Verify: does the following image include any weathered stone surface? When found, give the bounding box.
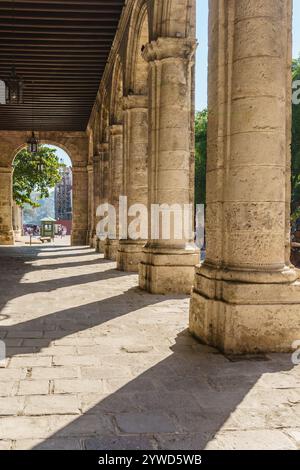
[23,395,80,416]
[0,396,25,416]
[0,245,299,449]
[0,0,299,448]
[0,440,12,450]
[84,436,155,450]
[17,380,50,396]
[116,413,177,434]
[205,430,297,451]
[14,438,83,450]
[189,0,300,353]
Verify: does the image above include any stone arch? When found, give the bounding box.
[8,140,74,244]
[148,0,196,41]
[0,131,89,247]
[109,55,124,125]
[3,131,89,169]
[11,139,74,167]
[125,0,149,96]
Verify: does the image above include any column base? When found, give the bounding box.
[139,246,199,294]
[0,231,14,246]
[0,230,14,246]
[104,240,119,261]
[96,239,105,254]
[71,229,88,246]
[189,264,300,354]
[89,233,97,249]
[117,241,146,272]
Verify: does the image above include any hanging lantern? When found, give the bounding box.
[37,156,44,173]
[5,66,24,104]
[27,131,39,154]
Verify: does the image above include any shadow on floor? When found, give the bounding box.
[32,332,294,450]
[0,244,296,450]
[0,246,162,359]
[2,287,165,358]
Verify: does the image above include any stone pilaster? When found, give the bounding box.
[0,166,14,245]
[87,163,94,246]
[92,152,101,250]
[139,37,199,294]
[189,0,300,353]
[97,142,109,253]
[117,95,148,272]
[104,124,123,261]
[71,164,88,246]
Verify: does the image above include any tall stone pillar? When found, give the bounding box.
[92,152,101,251]
[71,164,88,246]
[0,166,14,245]
[12,201,23,241]
[104,124,123,261]
[139,37,199,294]
[189,0,300,353]
[87,163,94,246]
[117,95,148,272]
[97,142,109,253]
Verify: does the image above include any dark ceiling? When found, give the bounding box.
[0,0,125,131]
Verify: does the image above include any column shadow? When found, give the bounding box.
[30,331,294,450]
[1,287,165,358]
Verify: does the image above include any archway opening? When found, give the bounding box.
[12,143,73,247]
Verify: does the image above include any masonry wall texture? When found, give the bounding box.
[189,0,300,353]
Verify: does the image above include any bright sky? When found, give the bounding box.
[46,144,72,166]
[195,0,300,111]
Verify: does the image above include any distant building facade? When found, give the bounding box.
[55,167,72,221]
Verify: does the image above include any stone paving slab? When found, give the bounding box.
[0,245,300,450]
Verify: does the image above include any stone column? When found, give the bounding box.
[104,125,123,261]
[189,0,300,353]
[139,37,199,294]
[12,201,23,241]
[0,166,14,245]
[92,152,101,251]
[87,163,94,246]
[97,142,109,253]
[117,95,148,272]
[71,164,88,246]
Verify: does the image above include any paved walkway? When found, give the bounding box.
[0,244,300,450]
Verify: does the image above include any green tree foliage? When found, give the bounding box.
[292,57,300,216]
[13,146,63,208]
[195,109,207,206]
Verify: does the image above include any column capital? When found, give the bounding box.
[109,124,123,136]
[87,164,94,173]
[142,37,197,63]
[123,94,148,111]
